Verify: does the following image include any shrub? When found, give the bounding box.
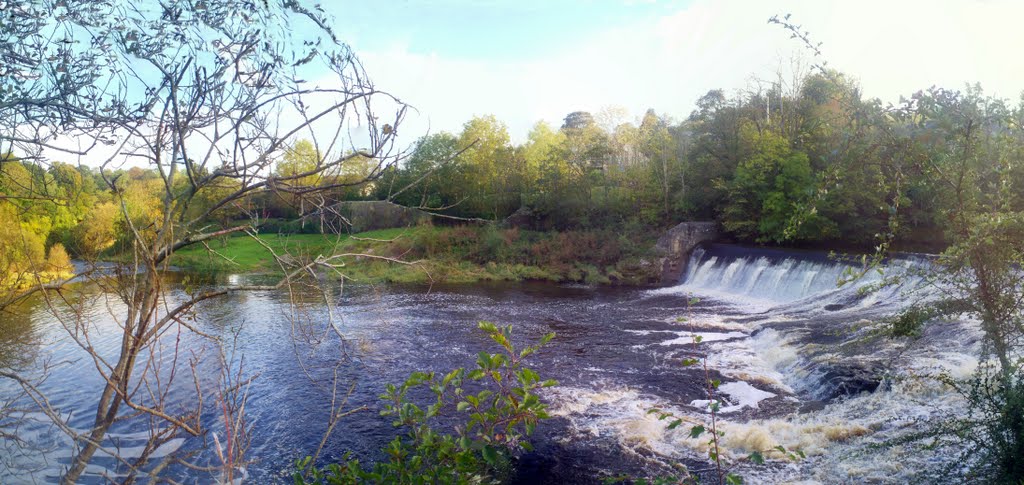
[888,305,932,338]
[921,362,1024,483]
[71,201,119,257]
[294,322,557,484]
[46,243,73,274]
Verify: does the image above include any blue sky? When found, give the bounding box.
[327,1,688,60]
[315,0,1024,144]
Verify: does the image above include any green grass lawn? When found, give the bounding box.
[171,227,430,274]
[169,224,657,286]
[170,225,545,285]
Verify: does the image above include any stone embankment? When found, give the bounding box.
[654,222,719,284]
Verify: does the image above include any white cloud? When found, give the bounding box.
[358,0,1024,143]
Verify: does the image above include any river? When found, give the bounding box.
[0,244,981,483]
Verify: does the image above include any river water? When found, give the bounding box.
[0,244,981,483]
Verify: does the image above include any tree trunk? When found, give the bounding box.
[662,158,670,220]
[62,273,159,484]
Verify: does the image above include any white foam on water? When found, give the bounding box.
[626,329,749,348]
[690,381,777,414]
[545,383,881,471]
[545,323,984,483]
[648,246,937,319]
[547,385,687,458]
[645,284,778,313]
[588,247,980,483]
[658,331,748,346]
[96,437,186,460]
[669,314,749,331]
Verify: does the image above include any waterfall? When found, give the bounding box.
[652,244,929,311]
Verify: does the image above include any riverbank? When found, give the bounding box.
[170,225,661,285]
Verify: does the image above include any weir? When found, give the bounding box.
[656,244,930,312]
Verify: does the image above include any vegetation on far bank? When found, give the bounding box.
[170,224,660,285]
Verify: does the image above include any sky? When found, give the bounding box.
[323,0,1024,143]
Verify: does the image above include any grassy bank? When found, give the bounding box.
[170,225,659,285]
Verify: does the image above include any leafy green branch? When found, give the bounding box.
[294,322,556,484]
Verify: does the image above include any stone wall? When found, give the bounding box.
[654,222,719,284]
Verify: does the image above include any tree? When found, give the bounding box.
[561,111,595,130]
[685,90,747,220]
[73,201,119,257]
[0,1,406,482]
[519,121,576,227]
[277,139,323,227]
[458,115,515,219]
[639,109,679,222]
[719,124,833,243]
[521,121,566,183]
[381,132,465,212]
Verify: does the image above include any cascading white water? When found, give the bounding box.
[651,244,929,312]
[684,248,852,302]
[632,244,981,483]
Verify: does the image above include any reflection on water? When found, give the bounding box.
[0,246,979,484]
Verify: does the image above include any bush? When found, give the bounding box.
[294,322,557,484]
[934,362,1024,483]
[46,243,73,274]
[888,305,932,338]
[71,201,119,257]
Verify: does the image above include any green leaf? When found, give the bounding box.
[667,419,683,430]
[489,331,511,350]
[442,369,462,386]
[481,445,499,466]
[456,401,471,412]
[749,450,764,465]
[726,474,744,485]
[478,321,497,333]
[477,352,492,369]
[689,425,705,438]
